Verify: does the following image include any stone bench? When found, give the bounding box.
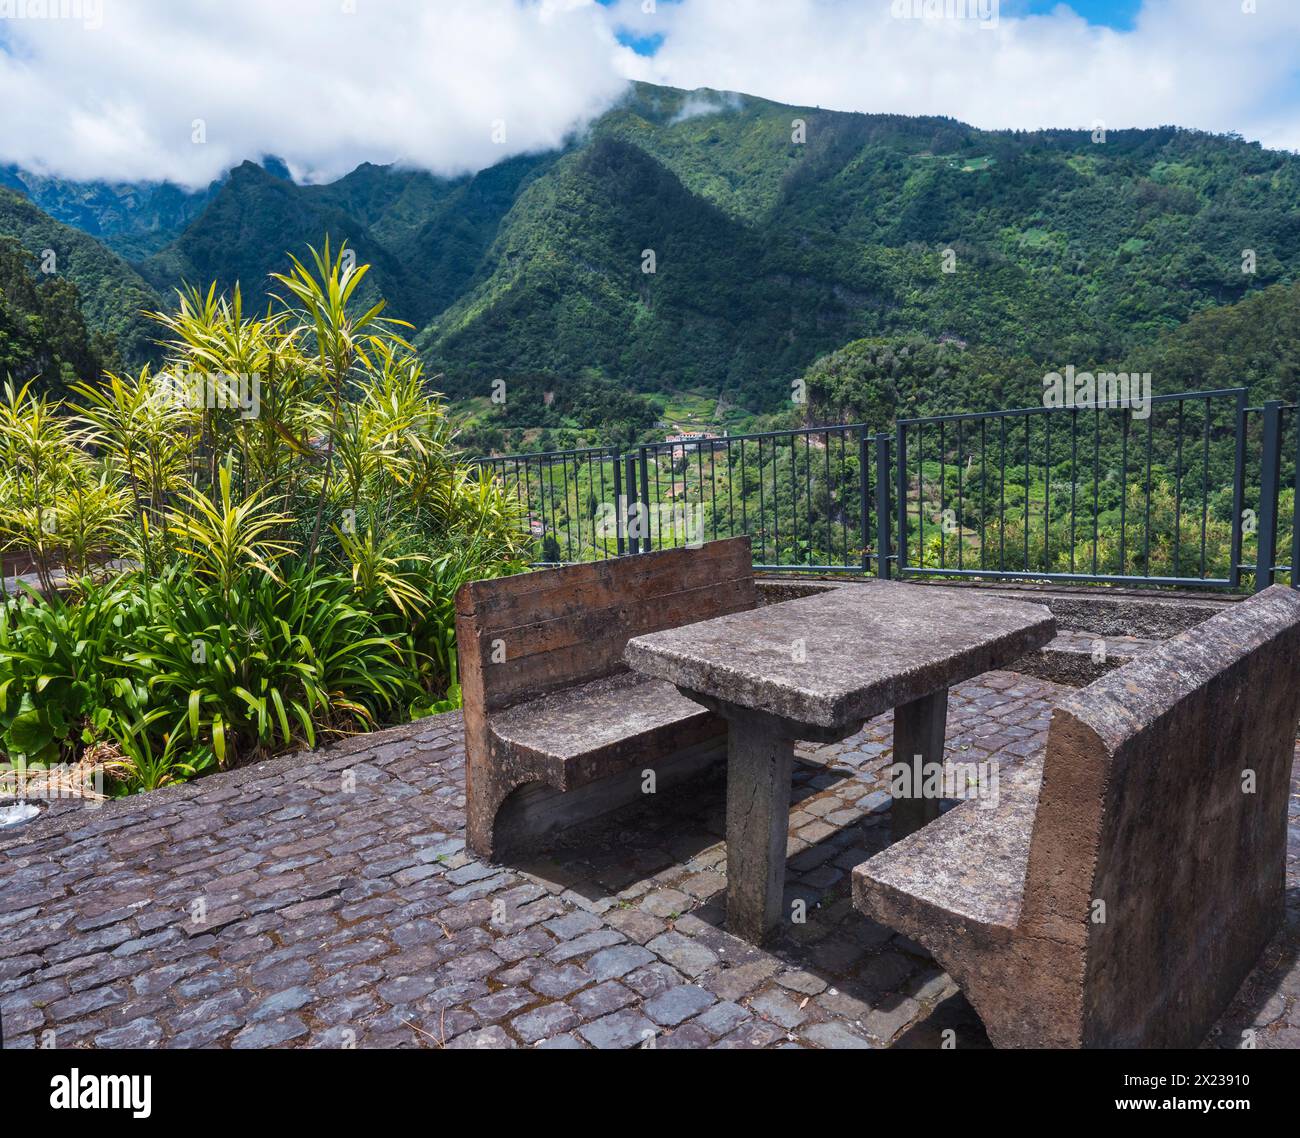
[852,583,1300,1048]
[456,537,757,859]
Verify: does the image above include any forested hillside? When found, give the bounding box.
[0,237,120,388]
[2,82,1298,426]
[0,188,161,366]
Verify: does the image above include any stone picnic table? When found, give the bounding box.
[625,581,1056,942]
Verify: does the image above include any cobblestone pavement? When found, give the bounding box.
[1,670,1297,1049]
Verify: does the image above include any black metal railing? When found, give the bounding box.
[475,385,1299,592]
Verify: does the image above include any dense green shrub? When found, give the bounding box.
[0,240,529,795]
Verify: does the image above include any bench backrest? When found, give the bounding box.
[1022,584,1300,1046]
[456,537,756,714]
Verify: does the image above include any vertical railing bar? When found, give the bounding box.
[980,417,987,571]
[1070,408,1077,574]
[800,435,808,565]
[627,453,638,555]
[1143,410,1153,577]
[876,432,891,579]
[1201,399,1210,578]
[918,423,925,568]
[1044,412,1051,573]
[839,430,849,568]
[1023,415,1030,571]
[711,439,720,544]
[999,416,1007,570]
[540,455,552,561]
[895,420,908,576]
[1092,407,1100,576]
[740,438,748,543]
[939,420,946,569]
[567,451,578,562]
[639,446,650,554]
[1118,413,1129,576]
[824,430,832,567]
[789,434,796,565]
[695,441,705,550]
[613,450,624,557]
[956,418,964,571]
[858,430,870,572]
[1292,407,1300,588]
[1174,401,1184,578]
[727,439,735,548]
[1255,399,1282,592]
[1229,389,1247,589]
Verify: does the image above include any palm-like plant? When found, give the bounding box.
[0,381,122,591]
[69,367,196,526]
[270,239,413,563]
[167,456,297,598]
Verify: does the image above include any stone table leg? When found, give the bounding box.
[724,711,795,943]
[891,687,949,842]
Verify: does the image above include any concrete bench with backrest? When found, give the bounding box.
[852,583,1300,1048]
[456,537,757,860]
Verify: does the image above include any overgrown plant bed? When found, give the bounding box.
[0,241,529,796]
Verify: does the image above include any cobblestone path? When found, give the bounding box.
[2,671,1297,1049]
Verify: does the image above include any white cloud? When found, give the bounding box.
[612,0,1300,152]
[0,0,631,186]
[0,0,1297,189]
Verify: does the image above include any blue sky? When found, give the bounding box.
[1007,0,1142,28]
[606,1,1147,54]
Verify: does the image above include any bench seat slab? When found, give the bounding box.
[854,753,1043,933]
[489,670,725,791]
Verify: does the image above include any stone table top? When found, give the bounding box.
[625,581,1056,730]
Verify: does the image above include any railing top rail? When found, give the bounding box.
[897,386,1248,427]
[641,422,875,446]
[473,443,623,463]
[473,422,879,464]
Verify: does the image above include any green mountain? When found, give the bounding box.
[0,236,121,389]
[5,81,1300,418]
[421,83,1300,408]
[0,187,162,365]
[137,160,427,322]
[0,165,217,260]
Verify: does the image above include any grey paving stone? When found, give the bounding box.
[695,999,750,1036]
[776,969,828,996]
[448,1025,516,1049]
[529,964,593,999]
[512,1002,580,1044]
[584,944,655,982]
[658,1022,714,1049]
[570,980,637,1020]
[92,1016,163,1048]
[643,984,716,1026]
[802,1021,874,1049]
[749,989,809,1029]
[469,986,534,1023]
[863,996,921,1043]
[623,961,684,998]
[578,1009,659,1049]
[250,985,313,1021]
[535,1032,586,1049]
[543,911,603,941]
[646,931,719,977]
[232,1015,311,1048]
